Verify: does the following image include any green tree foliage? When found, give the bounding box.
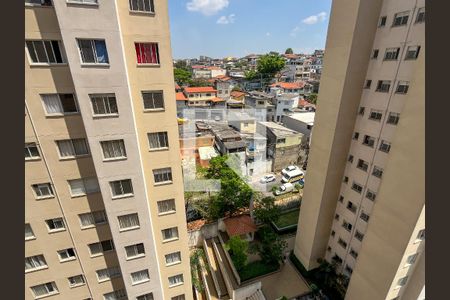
[226,236,248,271]
[256,225,287,265]
[285,48,294,54]
[256,54,286,78]
[174,68,192,85]
[190,249,208,292]
[307,93,318,104]
[253,196,280,225]
[174,60,189,70]
[245,69,259,80]
[190,78,212,87]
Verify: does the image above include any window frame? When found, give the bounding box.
[371,49,379,59]
[366,189,376,201]
[68,177,100,197]
[387,112,400,125]
[157,199,176,215]
[89,93,119,117]
[376,80,391,93]
[67,0,99,6]
[384,47,401,61]
[153,167,173,185]
[56,138,90,159]
[110,179,134,199]
[88,240,115,257]
[142,90,165,111]
[395,81,410,94]
[378,16,387,27]
[100,139,127,161]
[117,213,140,232]
[25,223,36,240]
[165,251,182,266]
[368,109,383,121]
[125,243,146,260]
[148,131,169,150]
[41,93,79,116]
[392,11,410,27]
[362,135,376,148]
[130,269,150,285]
[135,42,160,65]
[45,217,66,233]
[25,0,53,7]
[351,182,363,194]
[415,7,425,23]
[96,266,122,282]
[30,282,59,299]
[79,210,108,229]
[379,140,391,153]
[57,248,77,262]
[162,226,179,243]
[372,165,384,178]
[25,254,48,272]
[32,183,54,199]
[68,274,86,288]
[25,40,66,65]
[25,143,41,160]
[129,0,155,14]
[168,274,184,287]
[76,38,110,65]
[137,294,155,300]
[405,46,421,60]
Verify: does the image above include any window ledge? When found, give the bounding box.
[25,157,41,162]
[90,253,104,258]
[136,63,161,68]
[66,1,99,7]
[45,112,80,118]
[119,226,140,233]
[70,193,87,198]
[25,236,36,241]
[48,228,66,234]
[29,63,68,68]
[168,282,184,288]
[69,283,86,288]
[126,254,146,261]
[149,147,169,152]
[59,154,90,161]
[36,195,55,200]
[143,108,165,113]
[162,237,179,244]
[154,181,173,187]
[112,194,134,200]
[93,114,119,119]
[80,63,110,68]
[158,211,176,217]
[103,157,127,162]
[59,257,77,263]
[166,261,182,267]
[34,292,60,300]
[25,266,48,273]
[129,10,155,16]
[25,4,53,8]
[132,279,150,285]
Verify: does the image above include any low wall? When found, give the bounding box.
[218,232,242,285]
[188,221,219,248]
[233,281,263,300]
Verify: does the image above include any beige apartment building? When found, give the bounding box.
[293,0,425,300]
[25,1,192,300]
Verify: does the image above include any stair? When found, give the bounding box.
[203,238,229,298]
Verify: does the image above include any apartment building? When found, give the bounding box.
[25,1,192,300]
[293,0,425,300]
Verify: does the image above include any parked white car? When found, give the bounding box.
[260,174,276,183]
[281,165,299,176]
[274,182,294,196]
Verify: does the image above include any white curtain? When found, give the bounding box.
[131,270,149,283]
[69,179,85,196]
[42,94,62,115]
[118,213,139,229]
[57,140,75,157]
[79,213,95,227]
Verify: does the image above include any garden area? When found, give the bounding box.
[272,208,300,229]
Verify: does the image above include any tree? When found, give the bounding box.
[256,54,286,78]
[174,60,189,70]
[245,69,259,80]
[226,236,248,271]
[174,68,192,85]
[253,196,280,225]
[308,93,318,105]
[294,183,302,193]
[285,48,294,54]
[190,78,211,87]
[190,249,208,292]
[256,225,287,265]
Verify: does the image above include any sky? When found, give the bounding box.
[168,0,332,59]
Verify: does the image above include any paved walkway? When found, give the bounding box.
[260,260,310,300]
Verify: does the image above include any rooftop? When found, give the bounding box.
[176,92,187,101]
[258,121,302,137]
[270,81,306,89]
[247,91,274,99]
[198,146,219,161]
[230,91,246,98]
[184,86,217,93]
[283,112,315,126]
[223,214,257,237]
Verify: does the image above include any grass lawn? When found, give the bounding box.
[273,209,300,229]
[239,260,280,282]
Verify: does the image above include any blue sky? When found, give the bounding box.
[168,0,332,59]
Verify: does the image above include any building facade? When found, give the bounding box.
[293,0,425,299]
[25,1,192,300]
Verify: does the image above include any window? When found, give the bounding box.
[79,210,107,228]
[372,166,383,178]
[416,229,425,241]
[26,40,65,64]
[387,112,400,125]
[30,282,58,298]
[415,7,425,23]
[360,212,370,222]
[384,47,400,60]
[364,79,372,89]
[68,275,85,288]
[343,176,349,184]
[334,214,340,221]
[88,240,115,256]
[110,179,134,198]
[69,178,100,196]
[337,238,347,249]
[396,81,409,94]
[379,140,391,153]
[131,269,150,285]
[25,143,40,160]
[277,138,286,144]
[118,213,140,231]
[172,295,185,300]
[342,220,352,232]
[362,135,375,147]
[357,159,369,172]
[104,289,127,300]
[366,189,376,201]
[331,230,335,237]
[25,255,47,272]
[327,246,331,252]
[165,251,182,265]
[90,94,118,116]
[345,265,353,274]
[101,140,127,160]
[376,80,391,92]
[406,253,418,265]
[379,16,387,27]
[392,11,409,27]
[137,294,154,300]
[369,109,383,121]
[25,0,53,6]
[57,248,76,261]
[45,218,65,232]
[371,49,379,59]
[125,243,145,259]
[358,107,365,115]
[168,274,184,287]
[355,231,364,241]
[25,224,35,240]
[348,155,354,163]
[338,196,344,203]
[135,42,160,64]
[143,91,164,110]
[397,276,408,287]
[346,201,357,213]
[41,94,78,116]
[129,0,155,12]
[349,249,358,259]
[353,132,359,140]
[405,46,421,60]
[162,227,179,242]
[148,132,169,149]
[153,168,173,184]
[96,267,122,282]
[77,39,109,64]
[351,182,363,194]
[56,138,89,158]
[157,199,176,214]
[68,0,98,4]
[32,183,54,199]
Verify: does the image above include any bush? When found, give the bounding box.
[226,236,248,271]
[239,260,279,282]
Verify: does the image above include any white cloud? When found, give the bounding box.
[302,11,327,25]
[217,14,236,24]
[187,0,229,16]
[290,26,300,37]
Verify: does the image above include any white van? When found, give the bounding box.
[274,183,294,196]
[281,169,304,183]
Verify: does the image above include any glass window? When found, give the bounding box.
[135,42,160,64]
[90,94,118,115]
[32,183,54,198]
[392,11,409,27]
[130,269,150,284]
[157,199,176,214]
[26,40,65,64]
[56,138,89,158]
[101,140,127,160]
[129,0,155,13]
[125,243,145,259]
[30,282,58,298]
[41,94,78,115]
[110,179,133,197]
[148,132,169,149]
[142,91,164,110]
[25,143,40,160]
[77,39,109,64]
[153,168,172,183]
[117,213,140,231]
[25,255,47,271]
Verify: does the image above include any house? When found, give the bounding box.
[192,66,212,79]
[227,90,246,108]
[220,214,257,242]
[175,91,188,116]
[245,91,276,121]
[202,121,246,155]
[227,111,256,134]
[269,81,305,94]
[273,93,300,122]
[183,87,226,109]
[256,122,303,172]
[297,98,316,112]
[281,111,315,144]
[207,66,227,78]
[198,146,219,167]
[178,125,215,163]
[213,76,236,101]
